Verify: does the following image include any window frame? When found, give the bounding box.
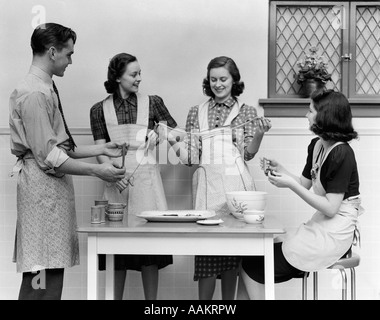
[261,0,380,117]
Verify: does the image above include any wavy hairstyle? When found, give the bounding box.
[310,89,358,142]
[202,56,245,98]
[31,23,77,55]
[104,53,137,94]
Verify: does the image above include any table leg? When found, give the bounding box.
[105,255,115,300]
[264,235,275,300]
[87,234,98,300]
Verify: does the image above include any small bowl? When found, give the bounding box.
[243,210,265,224]
[107,203,127,209]
[106,212,124,222]
[106,203,127,222]
[226,191,267,220]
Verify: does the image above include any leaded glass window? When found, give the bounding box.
[269,1,380,99]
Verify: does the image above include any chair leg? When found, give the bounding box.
[350,268,356,300]
[302,272,308,300]
[339,269,348,300]
[313,272,318,300]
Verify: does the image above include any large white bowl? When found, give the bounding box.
[226,191,267,220]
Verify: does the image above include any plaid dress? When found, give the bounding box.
[91,92,176,271]
[188,98,256,280]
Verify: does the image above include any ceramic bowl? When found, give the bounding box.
[107,203,126,209]
[226,191,267,220]
[106,203,127,222]
[243,210,265,224]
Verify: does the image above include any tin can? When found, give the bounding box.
[95,200,108,206]
[98,205,107,223]
[95,200,108,223]
[91,206,102,224]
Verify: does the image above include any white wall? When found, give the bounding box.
[0,0,268,128]
[1,0,380,300]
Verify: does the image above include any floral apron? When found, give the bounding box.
[282,139,363,272]
[193,99,254,280]
[13,155,79,273]
[102,94,167,214]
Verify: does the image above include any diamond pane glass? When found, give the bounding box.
[356,6,380,95]
[276,6,341,95]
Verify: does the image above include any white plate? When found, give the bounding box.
[196,219,224,226]
[137,210,216,222]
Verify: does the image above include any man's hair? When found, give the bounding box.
[31,22,77,55]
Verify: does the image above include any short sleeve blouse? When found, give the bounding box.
[302,137,360,199]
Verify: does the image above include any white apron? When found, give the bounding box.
[102,94,167,215]
[282,139,363,272]
[192,99,254,214]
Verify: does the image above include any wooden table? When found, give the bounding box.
[77,213,285,300]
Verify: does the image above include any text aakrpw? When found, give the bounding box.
[144,304,237,317]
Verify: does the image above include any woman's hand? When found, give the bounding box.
[255,117,272,134]
[267,171,297,189]
[260,157,288,175]
[262,157,310,189]
[155,122,169,143]
[155,123,186,145]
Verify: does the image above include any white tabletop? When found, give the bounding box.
[77,212,285,235]
[78,212,285,300]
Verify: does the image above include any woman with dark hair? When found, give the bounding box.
[159,56,271,300]
[90,53,177,300]
[238,90,363,299]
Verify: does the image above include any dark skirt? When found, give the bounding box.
[241,243,352,284]
[98,254,173,271]
[241,242,303,284]
[194,255,241,281]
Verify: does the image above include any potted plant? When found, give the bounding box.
[295,46,332,97]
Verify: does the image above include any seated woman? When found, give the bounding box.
[237,90,363,299]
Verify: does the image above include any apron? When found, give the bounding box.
[192,98,255,215]
[193,99,254,280]
[282,139,363,272]
[102,93,167,215]
[13,155,79,273]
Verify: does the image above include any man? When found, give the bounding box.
[9,22,125,300]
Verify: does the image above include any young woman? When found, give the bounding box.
[238,90,363,299]
[90,53,178,300]
[160,56,271,300]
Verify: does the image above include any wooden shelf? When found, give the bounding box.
[259,98,380,117]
